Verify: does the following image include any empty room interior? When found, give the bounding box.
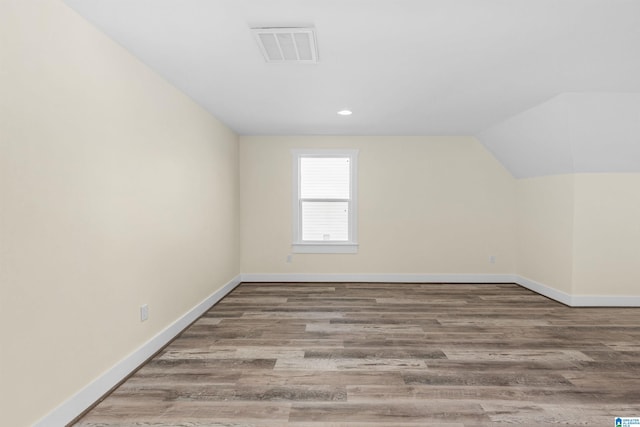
[2,0,640,425]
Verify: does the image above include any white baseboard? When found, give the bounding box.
[242,273,640,307]
[569,294,640,307]
[34,275,241,427]
[513,275,573,306]
[240,273,516,284]
[514,275,640,307]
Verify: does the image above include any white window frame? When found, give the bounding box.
[292,149,358,254]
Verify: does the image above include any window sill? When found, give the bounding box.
[292,243,359,254]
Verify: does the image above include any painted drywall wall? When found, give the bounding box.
[0,1,240,425]
[240,136,516,275]
[479,92,640,301]
[515,173,640,300]
[515,175,575,295]
[572,174,640,296]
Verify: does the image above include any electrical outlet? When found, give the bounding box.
[140,304,149,322]
[286,254,292,263]
[489,255,496,264]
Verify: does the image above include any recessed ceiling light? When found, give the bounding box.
[337,110,352,116]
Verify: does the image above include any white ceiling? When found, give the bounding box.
[63,0,640,136]
[478,93,640,178]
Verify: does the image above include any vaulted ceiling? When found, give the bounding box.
[63,0,640,176]
[478,93,640,178]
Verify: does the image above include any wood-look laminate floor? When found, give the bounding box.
[75,283,640,426]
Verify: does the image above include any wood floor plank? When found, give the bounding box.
[74,282,640,426]
[345,384,635,404]
[274,358,427,371]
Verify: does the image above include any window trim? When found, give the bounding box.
[291,149,359,254]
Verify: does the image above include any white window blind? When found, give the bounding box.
[292,150,358,253]
[301,201,349,241]
[300,157,350,199]
[300,157,350,241]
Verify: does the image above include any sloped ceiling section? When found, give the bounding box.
[568,93,640,173]
[476,94,572,178]
[477,93,640,179]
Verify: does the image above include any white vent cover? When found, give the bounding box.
[251,27,318,63]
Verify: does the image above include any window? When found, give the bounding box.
[292,149,358,253]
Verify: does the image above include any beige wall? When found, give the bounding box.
[515,175,575,294]
[0,1,239,425]
[573,174,640,295]
[240,136,516,275]
[515,173,640,298]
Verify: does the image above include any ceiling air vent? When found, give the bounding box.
[251,27,318,63]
